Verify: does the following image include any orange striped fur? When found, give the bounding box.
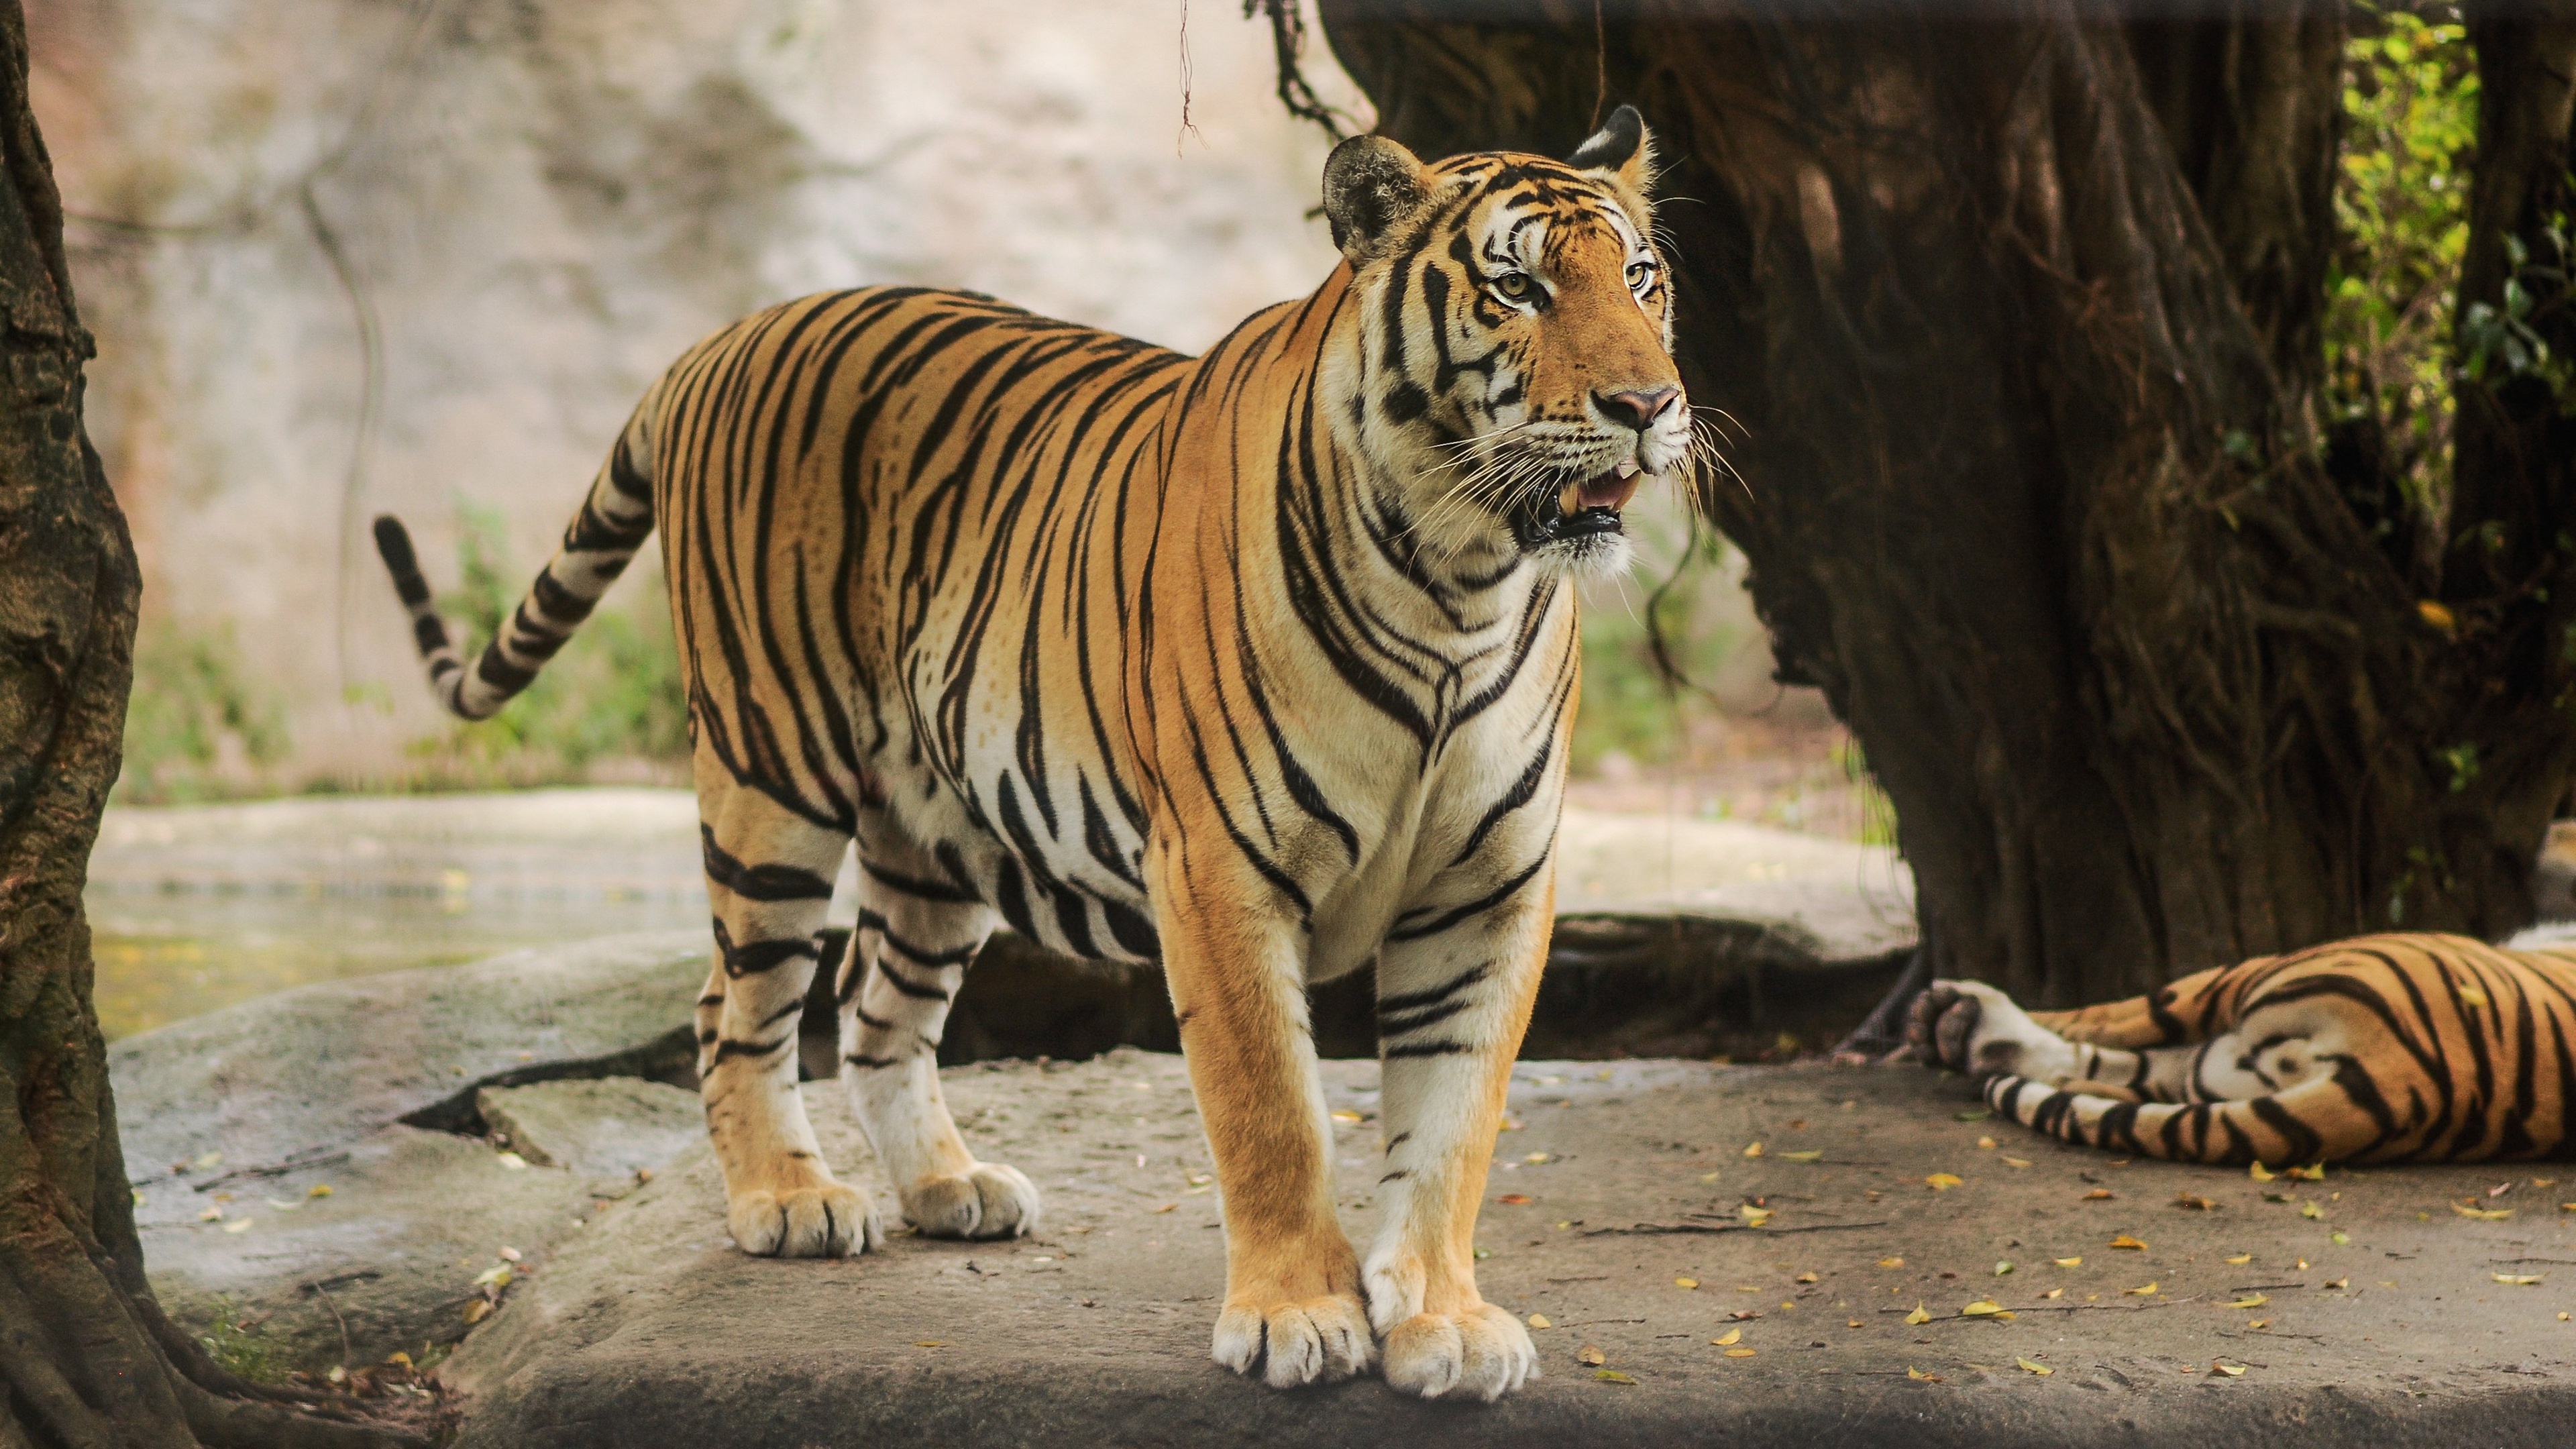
[373,111,1694,1401]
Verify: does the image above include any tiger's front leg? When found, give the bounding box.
[1152,849,1373,1391]
[1360,863,1550,1401]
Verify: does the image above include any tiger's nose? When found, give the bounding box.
[1595,387,1679,433]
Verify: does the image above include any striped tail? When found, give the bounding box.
[1983,1073,2379,1167]
[374,400,660,721]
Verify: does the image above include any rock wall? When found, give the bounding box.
[29,0,1360,781]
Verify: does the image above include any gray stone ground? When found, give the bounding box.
[115,937,2576,1448]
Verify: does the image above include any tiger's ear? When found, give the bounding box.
[1566,104,1654,195]
[1322,133,1431,264]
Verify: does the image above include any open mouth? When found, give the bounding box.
[1514,458,1644,549]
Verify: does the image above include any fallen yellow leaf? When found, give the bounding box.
[1907,1365,1939,1381]
[1676,1277,1700,1289]
[1782,1150,1824,1163]
[2249,1162,2275,1182]
[1578,1344,1606,1366]
[1150,1203,1177,1214]
[2174,1193,2218,1211]
[2292,1163,2326,1181]
[1926,1173,1964,1191]
[2300,1203,2324,1220]
[1523,1153,1550,1165]
[1961,1300,2004,1316]
[1740,1204,1775,1226]
[1977,1136,1998,1150]
[2227,1294,2269,1309]
[2225,1253,2253,1264]
[1330,1110,1363,1123]
[1905,1303,1931,1325]
[2053,1256,2082,1267]
[1713,1328,1742,1346]
[1878,1256,1906,1269]
[1527,1313,1552,1328]
[912,1340,945,1348]
[308,1183,333,1198]
[2002,1156,2033,1169]
[2039,1287,2064,1299]
[2123,1282,2159,1297]
[1994,1261,2015,1276]
[462,1299,492,1324]
[2212,1362,2246,1377]
[2249,1319,2270,1329]
[2084,1189,2115,1201]
[2494,1273,2545,1286]
[2017,1357,2053,1376]
[2454,1202,2514,1220]
[1723,1348,1756,1359]
[2109,1235,2147,1250]
[1743,1142,1766,1158]
[1596,1369,1638,1383]
[222,1218,254,1234]
[1498,1193,1533,1205]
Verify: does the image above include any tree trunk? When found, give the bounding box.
[0,3,423,1442]
[1316,0,2576,1005]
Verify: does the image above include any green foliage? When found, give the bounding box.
[407,501,688,783]
[2323,3,2479,510]
[1570,508,1739,773]
[196,1302,286,1385]
[119,621,290,803]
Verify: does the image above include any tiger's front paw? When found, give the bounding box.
[1212,1290,1373,1390]
[727,1182,883,1258]
[1381,1304,1536,1401]
[902,1162,1041,1239]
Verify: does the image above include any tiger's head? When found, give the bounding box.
[1320,105,1687,580]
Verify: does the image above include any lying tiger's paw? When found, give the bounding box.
[902,1162,1042,1239]
[727,1182,883,1258]
[1910,979,2070,1081]
[1212,1288,1375,1390]
[1381,1304,1537,1402]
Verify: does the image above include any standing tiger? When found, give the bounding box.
[1906,928,2576,1165]
[372,110,1687,1401]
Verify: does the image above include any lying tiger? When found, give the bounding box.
[374,109,1688,1401]
[1907,928,2576,1165]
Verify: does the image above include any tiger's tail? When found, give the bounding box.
[373,392,661,721]
[1982,1073,2383,1167]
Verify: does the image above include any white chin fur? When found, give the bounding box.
[1533,529,1635,581]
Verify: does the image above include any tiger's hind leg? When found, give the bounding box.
[696,777,883,1258]
[836,840,1039,1239]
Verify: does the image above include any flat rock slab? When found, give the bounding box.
[115,929,708,1185]
[443,1049,2576,1448]
[93,790,1914,965]
[119,932,712,1366]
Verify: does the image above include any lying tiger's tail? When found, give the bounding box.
[373,394,661,721]
[1981,1074,2381,1167]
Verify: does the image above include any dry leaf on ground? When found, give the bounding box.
[1577,1344,1606,1366]
[2108,1235,2147,1250]
[1926,1173,1964,1191]
[2016,1358,2052,1375]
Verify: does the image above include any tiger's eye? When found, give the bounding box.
[1491,272,1534,302]
[1626,261,1656,291]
